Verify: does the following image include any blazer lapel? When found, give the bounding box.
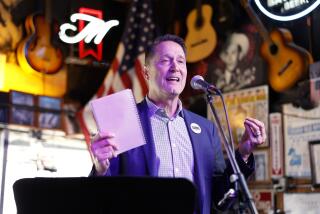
[183,109,205,214]
[137,100,158,176]
[183,109,206,176]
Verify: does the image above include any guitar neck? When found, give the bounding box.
[241,0,273,45]
[45,0,52,24]
[196,0,203,23]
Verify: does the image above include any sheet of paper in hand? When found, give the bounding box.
[90,89,146,155]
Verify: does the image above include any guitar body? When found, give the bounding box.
[185,4,217,63]
[260,28,313,92]
[17,14,63,75]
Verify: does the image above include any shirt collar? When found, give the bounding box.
[145,96,184,119]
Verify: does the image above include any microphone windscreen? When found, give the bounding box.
[190,75,204,90]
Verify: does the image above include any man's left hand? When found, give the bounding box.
[238,117,266,162]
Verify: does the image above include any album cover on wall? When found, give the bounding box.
[10,91,35,127]
[38,96,62,129]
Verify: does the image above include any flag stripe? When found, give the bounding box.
[121,70,132,89]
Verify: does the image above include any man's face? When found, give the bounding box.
[145,41,187,100]
[220,43,240,70]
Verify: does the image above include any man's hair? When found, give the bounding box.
[145,34,186,65]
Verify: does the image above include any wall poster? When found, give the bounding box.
[284,193,320,214]
[207,85,269,147]
[283,103,320,178]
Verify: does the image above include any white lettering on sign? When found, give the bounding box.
[59,13,119,44]
[284,0,309,11]
[267,0,283,8]
[255,0,320,21]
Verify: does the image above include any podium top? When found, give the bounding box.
[13,176,196,214]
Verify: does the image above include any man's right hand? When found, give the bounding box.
[90,132,118,176]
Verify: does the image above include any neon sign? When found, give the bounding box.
[254,0,320,21]
[59,8,119,61]
[59,13,119,44]
[78,8,103,61]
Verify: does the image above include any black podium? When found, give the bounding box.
[13,176,196,214]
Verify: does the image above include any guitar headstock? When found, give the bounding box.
[240,0,250,8]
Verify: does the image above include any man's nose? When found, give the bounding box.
[170,61,179,71]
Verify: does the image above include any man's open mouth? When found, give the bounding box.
[166,77,180,82]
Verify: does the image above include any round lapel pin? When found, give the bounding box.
[190,123,201,134]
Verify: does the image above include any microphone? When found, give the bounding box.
[190,75,221,94]
[217,188,236,207]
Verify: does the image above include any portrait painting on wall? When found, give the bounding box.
[205,24,267,93]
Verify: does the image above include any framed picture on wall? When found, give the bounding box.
[0,108,7,124]
[204,24,267,93]
[309,141,320,186]
[0,92,9,124]
[284,193,320,214]
[207,85,269,148]
[10,91,35,126]
[250,189,273,214]
[283,103,320,178]
[253,150,270,182]
[38,96,62,129]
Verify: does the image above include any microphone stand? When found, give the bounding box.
[205,88,258,214]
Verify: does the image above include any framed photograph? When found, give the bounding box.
[0,108,8,123]
[309,141,320,186]
[310,61,320,105]
[11,91,34,106]
[250,189,273,214]
[11,108,35,126]
[204,25,267,93]
[0,92,9,123]
[38,96,61,110]
[38,96,62,129]
[38,112,61,129]
[253,150,270,182]
[10,91,35,126]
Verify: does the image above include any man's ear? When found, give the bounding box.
[144,65,150,80]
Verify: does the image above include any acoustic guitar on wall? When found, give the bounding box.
[240,0,313,92]
[185,0,217,63]
[17,0,63,75]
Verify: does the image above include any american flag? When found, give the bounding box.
[77,0,157,144]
